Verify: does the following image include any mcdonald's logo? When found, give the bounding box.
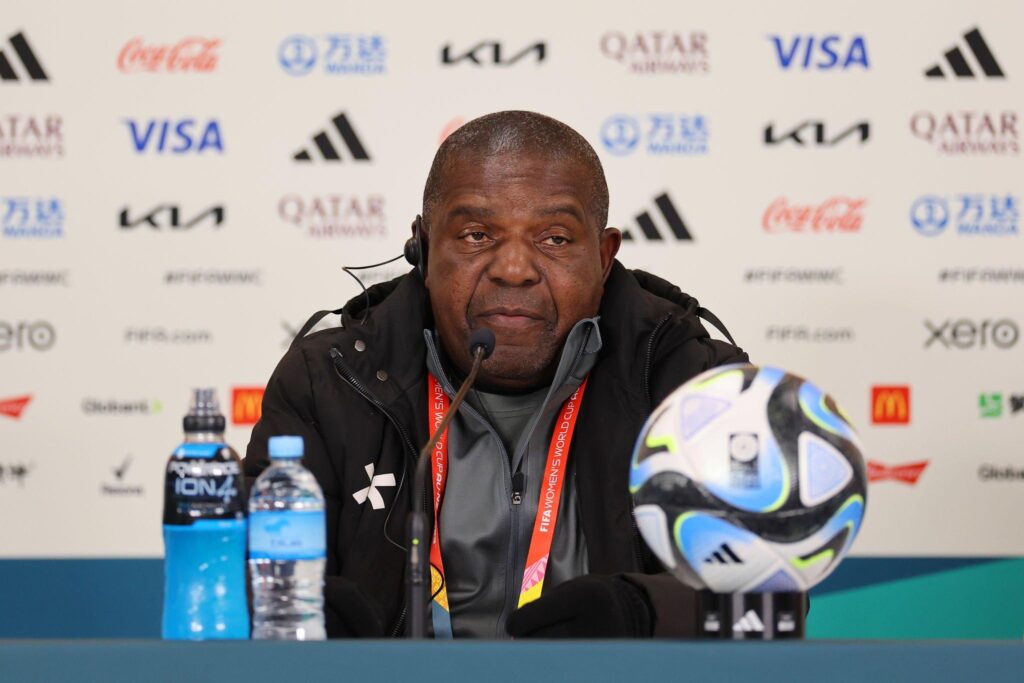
[871,386,910,424]
[231,387,264,425]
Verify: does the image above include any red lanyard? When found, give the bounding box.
[426,372,588,636]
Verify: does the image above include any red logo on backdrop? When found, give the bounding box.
[763,197,865,233]
[871,385,911,424]
[117,37,221,73]
[867,460,929,484]
[0,395,32,419]
[231,387,264,425]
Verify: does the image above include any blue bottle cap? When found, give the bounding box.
[268,435,304,459]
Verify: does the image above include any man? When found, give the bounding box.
[244,111,747,639]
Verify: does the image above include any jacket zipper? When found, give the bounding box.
[423,338,520,637]
[329,347,416,638]
[641,314,673,408]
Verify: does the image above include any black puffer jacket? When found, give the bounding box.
[244,260,748,637]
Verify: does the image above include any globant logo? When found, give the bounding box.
[978,465,1024,482]
[117,37,220,73]
[600,31,708,74]
[278,194,386,238]
[763,197,864,233]
[0,114,64,158]
[82,398,163,416]
[0,320,55,352]
[2,197,64,238]
[910,194,1018,237]
[768,34,869,70]
[600,114,708,156]
[910,111,1018,155]
[279,34,386,76]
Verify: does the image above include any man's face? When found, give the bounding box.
[424,152,620,391]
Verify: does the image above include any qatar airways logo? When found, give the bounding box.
[117,37,221,73]
[762,197,864,233]
[600,31,708,74]
[910,111,1018,155]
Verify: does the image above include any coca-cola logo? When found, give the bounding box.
[763,197,865,233]
[117,37,221,73]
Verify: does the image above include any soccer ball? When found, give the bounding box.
[630,364,867,593]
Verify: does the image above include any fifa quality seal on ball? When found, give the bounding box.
[629,364,867,595]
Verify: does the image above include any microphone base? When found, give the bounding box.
[696,591,806,640]
[406,511,429,639]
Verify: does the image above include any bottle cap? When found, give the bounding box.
[268,435,304,459]
[183,387,226,433]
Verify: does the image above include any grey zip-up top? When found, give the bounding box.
[425,318,601,638]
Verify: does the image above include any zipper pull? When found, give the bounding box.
[511,471,524,505]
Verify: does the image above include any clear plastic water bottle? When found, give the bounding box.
[249,435,327,640]
[162,388,249,640]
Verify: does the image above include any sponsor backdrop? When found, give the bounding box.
[1,0,1022,639]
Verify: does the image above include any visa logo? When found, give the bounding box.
[124,119,224,153]
[769,35,869,70]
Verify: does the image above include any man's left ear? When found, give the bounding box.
[599,227,622,282]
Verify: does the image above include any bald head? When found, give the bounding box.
[422,111,609,232]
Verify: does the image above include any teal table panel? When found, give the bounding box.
[1,641,1022,683]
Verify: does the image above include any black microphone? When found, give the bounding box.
[407,328,495,639]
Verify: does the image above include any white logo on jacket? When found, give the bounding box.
[352,463,396,510]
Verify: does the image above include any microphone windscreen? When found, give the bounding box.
[468,328,496,359]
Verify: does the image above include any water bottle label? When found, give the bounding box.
[249,510,326,560]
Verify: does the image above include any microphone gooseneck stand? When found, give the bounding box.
[407,329,495,639]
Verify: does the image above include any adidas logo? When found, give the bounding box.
[621,192,692,242]
[294,112,370,162]
[732,609,765,633]
[0,31,48,82]
[703,542,743,565]
[925,27,1004,79]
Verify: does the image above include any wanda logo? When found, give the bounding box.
[117,37,221,73]
[763,197,865,233]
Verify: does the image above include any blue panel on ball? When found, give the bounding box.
[752,568,801,593]
[679,395,731,440]
[801,433,853,507]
